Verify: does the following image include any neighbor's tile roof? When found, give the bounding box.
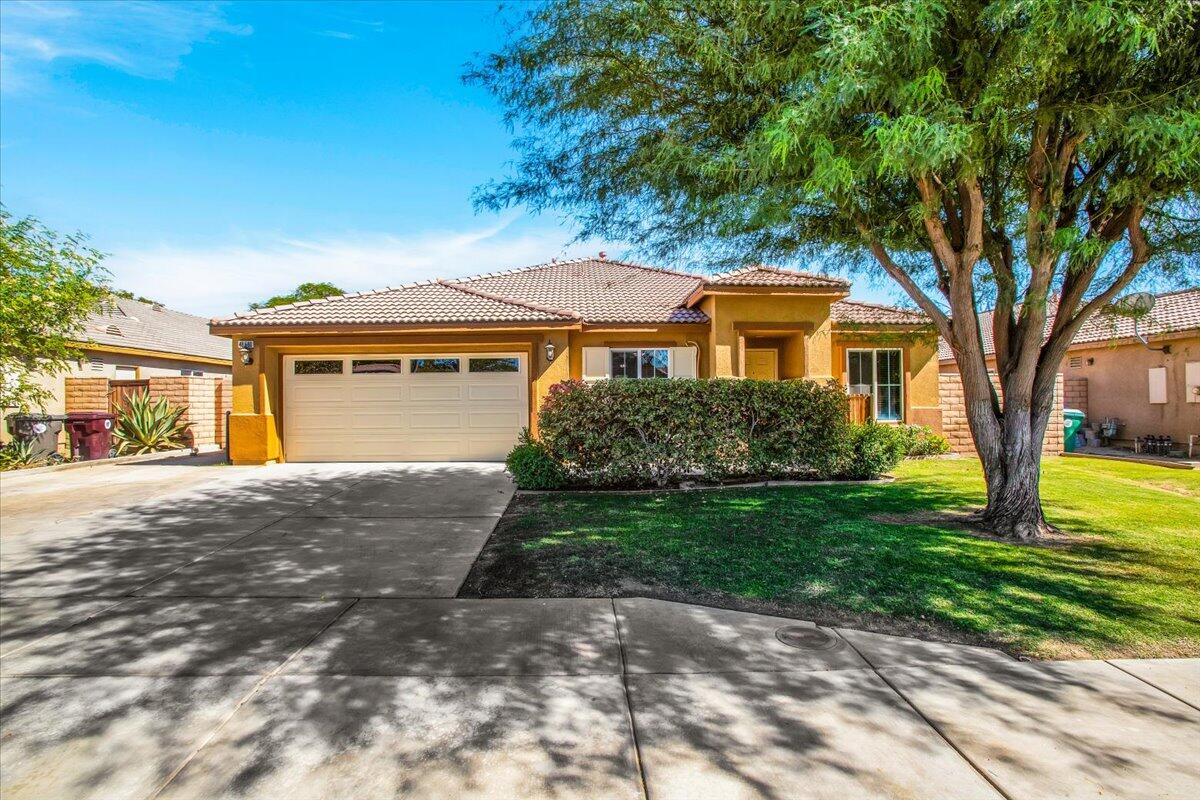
[214,280,580,328]
[456,258,709,323]
[831,300,930,325]
[84,297,230,361]
[936,288,1200,360]
[706,265,850,288]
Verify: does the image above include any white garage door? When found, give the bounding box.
[283,353,528,462]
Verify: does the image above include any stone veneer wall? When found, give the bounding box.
[938,371,1064,456]
[1064,376,1088,415]
[64,376,232,448]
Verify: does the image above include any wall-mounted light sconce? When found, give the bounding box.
[544,340,556,362]
[238,340,255,366]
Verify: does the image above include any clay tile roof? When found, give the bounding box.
[936,288,1200,360]
[213,280,580,328]
[455,257,709,324]
[86,297,230,360]
[831,300,930,326]
[706,265,850,288]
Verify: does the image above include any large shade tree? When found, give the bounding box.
[470,0,1200,539]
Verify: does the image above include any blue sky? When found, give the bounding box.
[1,0,900,315]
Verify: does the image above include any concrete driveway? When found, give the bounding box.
[1,460,1197,799]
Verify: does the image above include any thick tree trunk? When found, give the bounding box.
[978,434,1051,540]
[964,368,1057,540]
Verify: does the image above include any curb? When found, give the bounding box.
[1061,451,1197,470]
[516,475,896,495]
[1,445,225,477]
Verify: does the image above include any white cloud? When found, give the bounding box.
[0,0,250,91]
[315,30,356,41]
[103,219,601,318]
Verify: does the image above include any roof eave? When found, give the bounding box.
[685,285,851,308]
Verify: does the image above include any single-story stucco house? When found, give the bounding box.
[211,257,942,464]
[3,296,233,447]
[939,287,1200,451]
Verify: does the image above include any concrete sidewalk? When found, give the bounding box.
[1,462,1196,799]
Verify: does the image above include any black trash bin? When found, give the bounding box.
[5,413,68,462]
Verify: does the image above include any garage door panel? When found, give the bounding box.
[284,353,526,462]
[468,384,520,401]
[468,410,523,430]
[409,384,463,402]
[290,385,350,403]
[350,385,404,402]
[409,410,465,430]
[350,411,403,429]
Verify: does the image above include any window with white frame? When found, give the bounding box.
[611,348,670,379]
[847,349,903,422]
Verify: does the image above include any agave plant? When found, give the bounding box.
[0,439,46,471]
[113,392,192,455]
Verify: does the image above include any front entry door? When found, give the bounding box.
[745,349,778,380]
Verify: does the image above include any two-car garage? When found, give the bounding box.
[282,352,528,462]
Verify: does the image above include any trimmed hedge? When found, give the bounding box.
[535,378,857,487]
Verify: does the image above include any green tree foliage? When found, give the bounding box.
[471,0,1200,538]
[0,206,109,412]
[250,282,345,310]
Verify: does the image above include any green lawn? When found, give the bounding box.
[461,457,1200,659]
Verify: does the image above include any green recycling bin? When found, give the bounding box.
[1063,409,1086,452]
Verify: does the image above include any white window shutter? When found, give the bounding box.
[582,347,610,381]
[1186,362,1199,403]
[669,346,698,379]
[1148,367,1168,404]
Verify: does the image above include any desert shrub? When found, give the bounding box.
[537,378,851,487]
[505,429,569,489]
[0,439,46,471]
[113,392,191,455]
[839,421,908,479]
[896,424,951,457]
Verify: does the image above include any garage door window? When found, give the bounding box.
[351,359,404,374]
[469,357,520,373]
[294,360,343,375]
[411,357,460,374]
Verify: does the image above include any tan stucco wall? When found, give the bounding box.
[1063,334,1200,445]
[700,293,837,380]
[832,331,941,430]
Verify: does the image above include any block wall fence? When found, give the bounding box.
[938,372,1064,457]
[64,376,232,449]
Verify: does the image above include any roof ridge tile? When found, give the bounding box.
[436,279,580,319]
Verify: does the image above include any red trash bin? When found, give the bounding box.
[66,411,117,461]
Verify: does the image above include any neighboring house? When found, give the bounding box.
[210,257,940,464]
[4,297,232,441]
[938,288,1200,450]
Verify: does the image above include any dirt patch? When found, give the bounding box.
[869,509,1082,547]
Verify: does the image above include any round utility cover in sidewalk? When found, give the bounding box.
[775,625,843,651]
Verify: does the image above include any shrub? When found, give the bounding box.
[537,378,852,487]
[897,424,951,457]
[505,429,569,489]
[839,421,908,480]
[0,439,46,471]
[113,392,192,455]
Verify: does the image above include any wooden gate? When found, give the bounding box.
[108,380,149,414]
[848,393,872,423]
